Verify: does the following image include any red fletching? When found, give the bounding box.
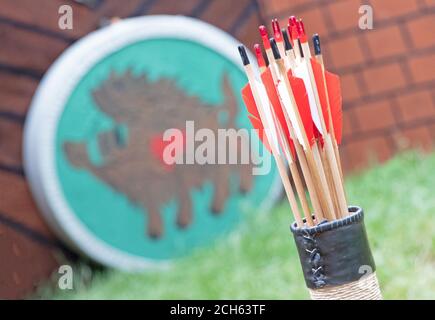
[289,16,297,26]
[242,84,259,119]
[325,71,343,145]
[288,16,298,41]
[310,58,330,134]
[299,19,306,36]
[287,24,293,42]
[313,125,324,147]
[248,115,272,153]
[241,84,272,153]
[272,19,283,42]
[296,19,307,43]
[287,70,315,147]
[254,44,266,69]
[259,25,271,50]
[261,67,296,159]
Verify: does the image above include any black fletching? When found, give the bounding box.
[238,45,250,66]
[282,28,292,51]
[297,39,304,58]
[313,33,321,55]
[269,37,281,60]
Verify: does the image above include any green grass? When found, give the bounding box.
[41,152,435,299]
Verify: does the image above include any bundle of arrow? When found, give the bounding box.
[238,17,382,300]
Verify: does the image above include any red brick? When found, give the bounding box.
[396,89,435,123]
[236,10,262,50]
[298,8,328,36]
[0,73,38,114]
[339,143,350,172]
[0,23,67,74]
[260,0,310,17]
[429,122,435,140]
[393,126,434,152]
[0,0,147,39]
[340,155,353,176]
[354,100,396,132]
[0,0,93,39]
[406,15,435,50]
[370,0,419,20]
[342,109,355,138]
[408,52,435,83]
[327,35,365,69]
[340,73,362,102]
[0,120,22,167]
[365,25,407,59]
[363,62,406,95]
[200,0,249,31]
[148,0,199,15]
[98,0,146,17]
[0,225,59,299]
[327,0,362,32]
[275,10,327,40]
[342,136,392,171]
[0,171,55,239]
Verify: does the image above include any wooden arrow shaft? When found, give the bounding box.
[244,64,304,227]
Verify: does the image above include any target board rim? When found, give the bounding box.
[23,15,282,270]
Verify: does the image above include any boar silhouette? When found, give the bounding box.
[63,70,253,238]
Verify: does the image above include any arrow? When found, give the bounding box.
[238,45,304,227]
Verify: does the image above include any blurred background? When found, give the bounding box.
[0,0,434,299]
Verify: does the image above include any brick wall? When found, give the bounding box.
[1,0,434,298]
[258,0,435,172]
[0,0,263,299]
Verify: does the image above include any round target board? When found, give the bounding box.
[24,15,280,270]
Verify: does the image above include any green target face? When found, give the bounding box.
[24,16,279,269]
